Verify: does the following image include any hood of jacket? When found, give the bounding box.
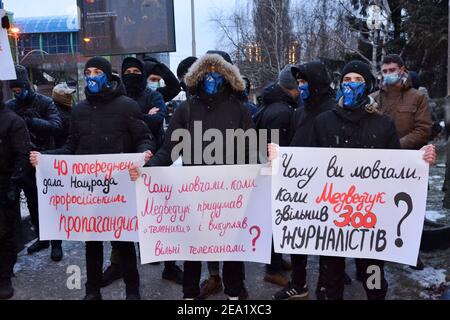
[261,83,298,109]
[184,54,246,94]
[297,61,333,109]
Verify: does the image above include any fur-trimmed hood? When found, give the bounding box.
[184,54,246,92]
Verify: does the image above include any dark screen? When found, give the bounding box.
[78,0,176,56]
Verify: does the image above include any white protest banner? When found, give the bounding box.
[36,154,145,242]
[272,147,429,266]
[136,165,272,264]
[0,12,16,80]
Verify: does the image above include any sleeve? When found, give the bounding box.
[157,64,181,102]
[142,90,167,130]
[127,101,157,154]
[45,113,80,155]
[148,103,187,167]
[30,98,62,134]
[385,117,401,149]
[399,94,433,150]
[9,117,31,185]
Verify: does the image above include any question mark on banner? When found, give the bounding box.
[249,226,261,252]
[394,192,413,248]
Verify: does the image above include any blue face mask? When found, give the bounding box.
[341,82,366,109]
[383,73,401,86]
[14,89,29,101]
[147,81,160,91]
[203,72,224,95]
[299,84,310,100]
[85,74,110,94]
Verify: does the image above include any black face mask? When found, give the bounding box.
[123,73,146,98]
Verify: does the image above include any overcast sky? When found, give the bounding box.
[3,0,237,72]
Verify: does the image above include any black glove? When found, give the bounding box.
[1,16,10,30]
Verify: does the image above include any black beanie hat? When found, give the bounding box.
[341,60,375,94]
[177,56,197,80]
[9,65,30,89]
[85,56,113,80]
[121,57,144,76]
[206,50,233,65]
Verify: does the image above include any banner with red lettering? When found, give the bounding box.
[272,147,429,266]
[135,165,272,264]
[36,154,145,242]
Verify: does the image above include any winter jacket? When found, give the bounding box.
[7,91,62,151]
[311,97,400,150]
[149,54,256,167]
[0,103,31,186]
[255,83,298,147]
[371,75,432,150]
[290,95,335,147]
[54,102,71,148]
[49,75,155,155]
[291,61,336,147]
[137,89,166,149]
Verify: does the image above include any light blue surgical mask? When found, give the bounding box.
[299,84,310,100]
[341,82,366,109]
[203,72,224,95]
[147,81,160,91]
[383,73,401,86]
[14,89,29,101]
[85,74,110,94]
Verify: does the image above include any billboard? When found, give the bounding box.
[77,0,176,56]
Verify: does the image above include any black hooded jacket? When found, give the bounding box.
[49,75,155,155]
[255,83,298,147]
[7,86,62,151]
[311,98,400,150]
[291,61,336,147]
[122,57,167,149]
[0,102,31,186]
[149,54,256,167]
[144,58,181,102]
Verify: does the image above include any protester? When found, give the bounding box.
[30,57,155,300]
[144,57,181,102]
[371,54,433,150]
[253,65,301,288]
[7,65,63,261]
[52,83,75,149]
[0,82,31,300]
[100,57,183,288]
[312,60,435,299]
[129,53,256,300]
[273,61,336,300]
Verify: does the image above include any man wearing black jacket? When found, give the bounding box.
[30,57,155,300]
[7,65,63,260]
[100,57,183,289]
[255,65,301,288]
[273,61,336,300]
[131,53,255,300]
[0,82,31,299]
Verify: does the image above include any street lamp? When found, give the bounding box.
[9,26,20,64]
